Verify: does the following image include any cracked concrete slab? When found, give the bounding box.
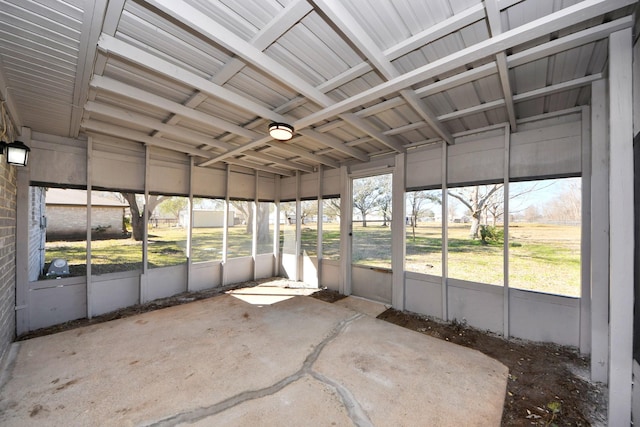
[333,296,389,318]
[0,293,507,426]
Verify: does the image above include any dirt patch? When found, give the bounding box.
[17,280,606,425]
[377,308,606,426]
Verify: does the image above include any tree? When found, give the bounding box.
[375,176,392,227]
[407,191,441,240]
[121,193,166,241]
[544,181,581,222]
[158,197,188,220]
[352,174,391,227]
[323,198,340,222]
[448,184,502,239]
[300,200,317,225]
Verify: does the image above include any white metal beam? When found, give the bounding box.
[607,28,634,426]
[298,129,370,162]
[82,119,215,158]
[485,0,517,130]
[225,157,295,177]
[312,0,454,144]
[144,0,406,153]
[590,79,609,383]
[295,0,636,129]
[97,34,286,123]
[84,101,232,151]
[70,0,108,137]
[154,0,312,136]
[243,150,314,174]
[89,77,259,140]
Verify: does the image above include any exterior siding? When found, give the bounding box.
[0,161,16,363]
[46,205,125,240]
[28,187,46,281]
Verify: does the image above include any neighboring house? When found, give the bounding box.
[27,187,46,282]
[178,209,237,228]
[45,188,127,240]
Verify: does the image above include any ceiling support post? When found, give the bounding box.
[607,27,634,426]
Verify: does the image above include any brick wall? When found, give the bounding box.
[46,205,124,240]
[0,161,16,362]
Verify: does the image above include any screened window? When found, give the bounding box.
[447,184,504,286]
[301,200,318,257]
[227,200,253,258]
[508,177,581,296]
[256,202,275,255]
[322,198,340,260]
[91,190,141,275]
[405,189,442,276]
[148,195,188,268]
[352,174,392,268]
[191,198,224,263]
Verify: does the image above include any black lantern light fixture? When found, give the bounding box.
[2,140,31,167]
[268,122,294,141]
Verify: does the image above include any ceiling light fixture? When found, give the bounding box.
[269,122,294,141]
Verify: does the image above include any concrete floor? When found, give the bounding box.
[0,286,508,426]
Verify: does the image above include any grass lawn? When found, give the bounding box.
[43,221,581,297]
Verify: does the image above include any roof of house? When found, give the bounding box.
[46,188,128,207]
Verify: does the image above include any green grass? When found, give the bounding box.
[43,221,581,297]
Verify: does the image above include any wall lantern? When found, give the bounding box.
[2,140,30,167]
[268,122,294,141]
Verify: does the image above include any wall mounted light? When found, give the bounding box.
[2,140,31,166]
[268,122,294,141]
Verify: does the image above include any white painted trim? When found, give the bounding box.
[607,28,634,426]
[580,107,592,355]
[86,138,93,319]
[391,152,406,309]
[441,142,449,321]
[590,79,609,382]
[502,125,510,338]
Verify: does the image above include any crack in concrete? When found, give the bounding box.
[144,313,370,427]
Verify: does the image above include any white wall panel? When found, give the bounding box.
[322,168,341,196]
[351,266,392,304]
[406,144,442,189]
[28,279,87,330]
[320,260,340,291]
[510,121,581,180]
[300,172,318,199]
[227,171,255,200]
[30,133,87,187]
[92,138,145,192]
[224,257,254,284]
[302,255,318,287]
[258,175,276,201]
[405,273,442,318]
[146,264,187,300]
[190,262,221,291]
[509,289,579,346]
[192,166,226,198]
[448,279,503,333]
[448,132,504,185]
[255,254,274,279]
[148,147,190,195]
[279,175,297,201]
[92,273,139,316]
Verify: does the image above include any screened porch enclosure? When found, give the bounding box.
[24,109,585,353]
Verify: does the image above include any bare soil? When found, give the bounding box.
[17,280,606,426]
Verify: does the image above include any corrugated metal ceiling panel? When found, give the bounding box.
[0,0,636,175]
[0,0,83,135]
